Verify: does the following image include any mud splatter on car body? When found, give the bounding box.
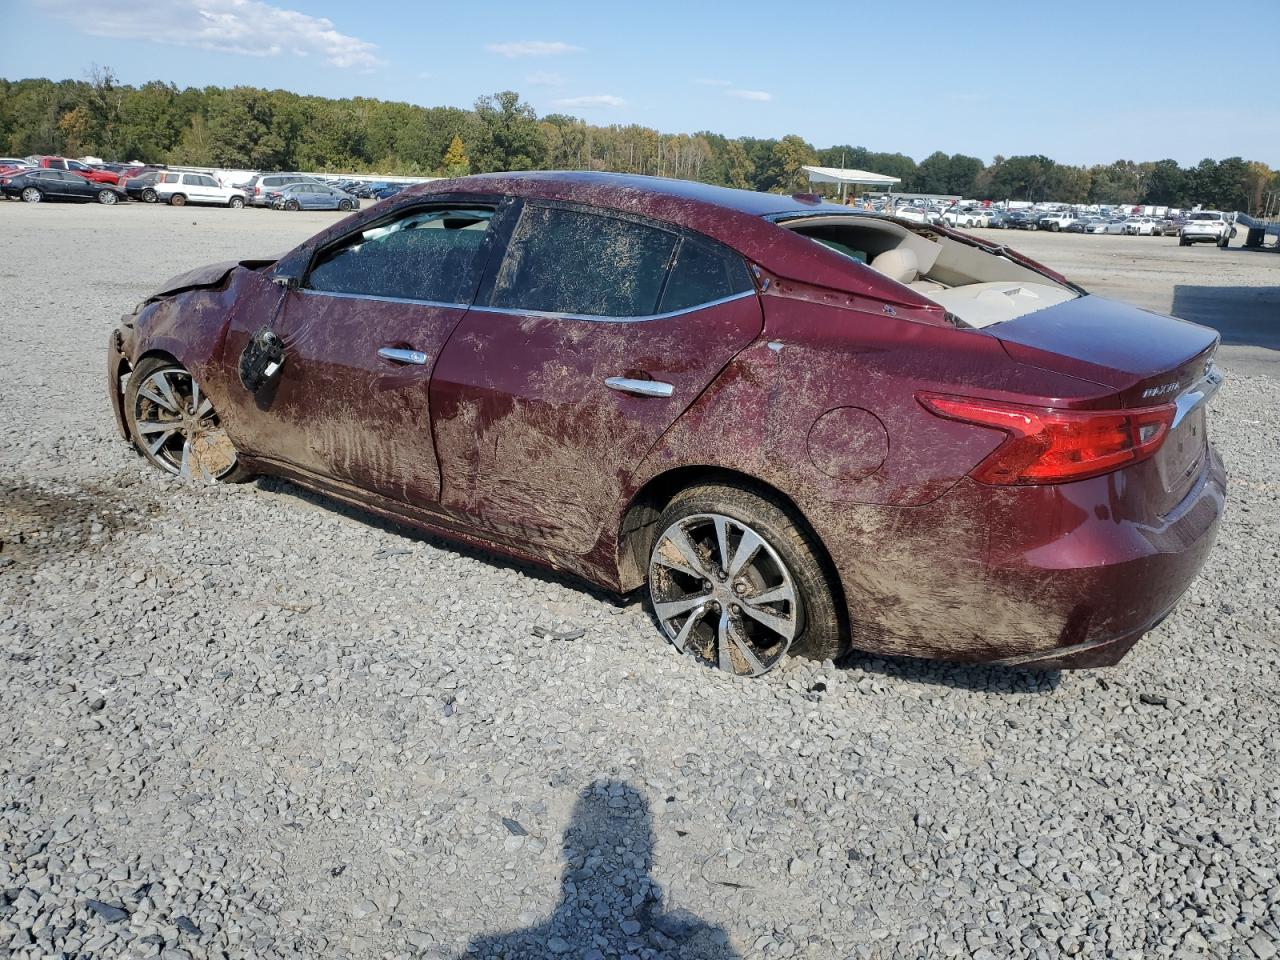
[107,172,1226,669]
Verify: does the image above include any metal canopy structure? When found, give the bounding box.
[802,165,901,200]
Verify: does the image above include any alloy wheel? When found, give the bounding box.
[132,366,237,481]
[648,512,800,677]
[98,190,117,205]
[21,187,41,203]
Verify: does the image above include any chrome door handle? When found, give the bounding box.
[604,376,674,398]
[378,346,428,365]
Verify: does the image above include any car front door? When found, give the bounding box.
[218,201,499,505]
[430,200,763,557]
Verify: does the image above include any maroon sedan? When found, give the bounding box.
[106,173,1226,675]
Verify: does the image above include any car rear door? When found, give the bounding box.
[219,201,500,505]
[430,199,762,557]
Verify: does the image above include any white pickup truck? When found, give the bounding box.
[1036,211,1077,232]
[1179,211,1236,248]
[153,172,248,208]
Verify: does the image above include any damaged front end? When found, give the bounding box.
[107,257,278,446]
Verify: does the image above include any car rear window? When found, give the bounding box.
[658,237,753,314]
[489,205,678,318]
[307,206,493,304]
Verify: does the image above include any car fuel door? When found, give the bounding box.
[431,201,762,557]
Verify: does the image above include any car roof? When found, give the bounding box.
[409,170,852,222]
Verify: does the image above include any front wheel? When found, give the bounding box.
[142,187,157,203]
[97,189,118,205]
[228,196,245,209]
[647,484,843,677]
[338,199,353,211]
[20,187,42,203]
[124,358,252,483]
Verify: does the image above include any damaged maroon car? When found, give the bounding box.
[107,172,1226,675]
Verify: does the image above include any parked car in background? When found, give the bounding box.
[107,172,1226,676]
[123,170,164,203]
[1063,217,1098,233]
[268,182,358,211]
[984,210,1009,229]
[1037,211,1077,232]
[1180,211,1235,247]
[942,207,983,228]
[153,171,247,208]
[23,155,98,177]
[78,165,125,185]
[373,183,408,200]
[1089,219,1129,235]
[0,158,26,172]
[1,168,126,204]
[1123,217,1160,236]
[243,173,318,207]
[1005,211,1038,230]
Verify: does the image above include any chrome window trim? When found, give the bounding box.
[469,289,755,325]
[296,289,469,310]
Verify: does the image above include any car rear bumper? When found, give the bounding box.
[815,445,1227,669]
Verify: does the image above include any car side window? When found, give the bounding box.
[306,205,494,305]
[489,205,678,318]
[659,237,754,314]
[197,175,218,187]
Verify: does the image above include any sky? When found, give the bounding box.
[3,0,1278,167]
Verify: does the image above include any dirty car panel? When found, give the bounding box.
[108,172,1228,674]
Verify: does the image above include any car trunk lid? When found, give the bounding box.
[993,294,1220,513]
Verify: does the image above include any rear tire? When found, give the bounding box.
[20,187,42,203]
[284,199,300,211]
[647,484,844,676]
[169,193,187,207]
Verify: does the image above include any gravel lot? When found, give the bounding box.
[1,202,1278,960]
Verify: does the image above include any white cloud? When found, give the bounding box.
[695,77,732,86]
[727,88,772,102]
[33,0,383,69]
[485,40,580,58]
[553,94,625,109]
[525,70,565,87]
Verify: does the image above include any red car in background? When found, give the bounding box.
[105,173,1226,676]
[24,155,124,184]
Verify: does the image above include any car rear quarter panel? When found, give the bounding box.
[625,291,1130,658]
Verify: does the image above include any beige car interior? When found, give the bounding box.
[784,216,1078,328]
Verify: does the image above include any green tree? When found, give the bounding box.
[762,134,816,193]
[471,91,547,172]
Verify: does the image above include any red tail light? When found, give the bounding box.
[918,393,1175,485]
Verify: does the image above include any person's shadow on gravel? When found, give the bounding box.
[459,780,740,960]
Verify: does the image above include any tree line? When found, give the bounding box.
[2,71,1276,213]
